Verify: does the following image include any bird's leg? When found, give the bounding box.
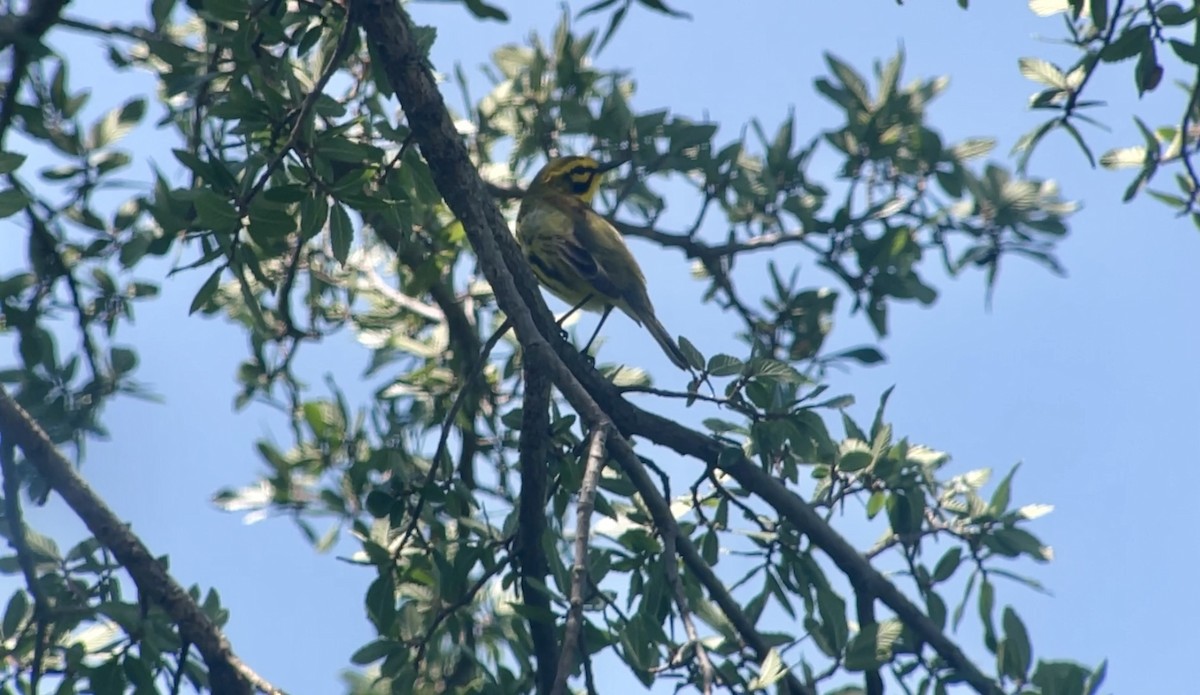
[580,304,613,364]
[559,294,594,340]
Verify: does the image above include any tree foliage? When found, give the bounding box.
[7,0,1187,692]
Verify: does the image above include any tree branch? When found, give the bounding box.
[658,503,715,694]
[518,352,558,694]
[0,386,283,695]
[613,402,1002,694]
[552,423,608,695]
[350,2,998,693]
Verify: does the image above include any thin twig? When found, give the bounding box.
[170,642,192,695]
[658,510,716,694]
[54,15,155,42]
[551,423,609,695]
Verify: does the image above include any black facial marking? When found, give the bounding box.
[566,165,595,195]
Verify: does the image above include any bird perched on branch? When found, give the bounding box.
[516,155,689,370]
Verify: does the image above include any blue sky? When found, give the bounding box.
[2,1,1197,693]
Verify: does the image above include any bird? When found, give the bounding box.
[515,155,690,370]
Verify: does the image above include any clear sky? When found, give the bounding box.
[1,1,1197,693]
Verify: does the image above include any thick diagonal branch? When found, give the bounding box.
[0,387,282,695]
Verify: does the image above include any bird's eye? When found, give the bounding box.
[569,166,591,178]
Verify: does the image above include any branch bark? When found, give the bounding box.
[0,386,282,695]
[552,424,608,695]
[517,354,558,694]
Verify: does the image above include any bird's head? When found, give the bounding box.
[529,155,622,204]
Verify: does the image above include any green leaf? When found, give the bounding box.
[193,189,241,233]
[749,648,787,688]
[978,579,996,650]
[986,527,1052,562]
[90,98,147,148]
[0,151,27,175]
[1086,659,1108,695]
[815,587,848,653]
[1089,0,1108,31]
[201,0,247,21]
[678,335,704,369]
[1029,0,1068,15]
[926,591,948,630]
[0,188,28,218]
[844,623,885,671]
[950,137,995,161]
[838,445,873,473]
[189,266,224,315]
[1018,57,1067,88]
[1135,44,1163,95]
[1060,120,1095,168]
[745,357,804,383]
[988,463,1018,515]
[1000,606,1032,680]
[2,590,29,637]
[932,547,962,583]
[350,639,399,665]
[1100,24,1150,63]
[832,346,885,365]
[1031,661,1090,695]
[151,0,177,26]
[702,418,742,435]
[635,0,691,18]
[699,529,719,565]
[110,347,138,375]
[595,2,628,52]
[866,491,885,518]
[463,0,509,21]
[299,193,329,241]
[825,53,871,108]
[1157,3,1192,26]
[22,528,61,563]
[1099,146,1147,169]
[303,400,345,441]
[1013,119,1057,173]
[330,202,353,265]
[577,0,621,18]
[1169,39,1200,66]
[706,353,744,377]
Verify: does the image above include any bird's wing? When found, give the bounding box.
[564,197,650,305]
[553,200,627,302]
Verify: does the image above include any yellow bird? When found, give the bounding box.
[516,156,689,370]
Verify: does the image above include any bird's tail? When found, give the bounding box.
[641,313,690,371]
